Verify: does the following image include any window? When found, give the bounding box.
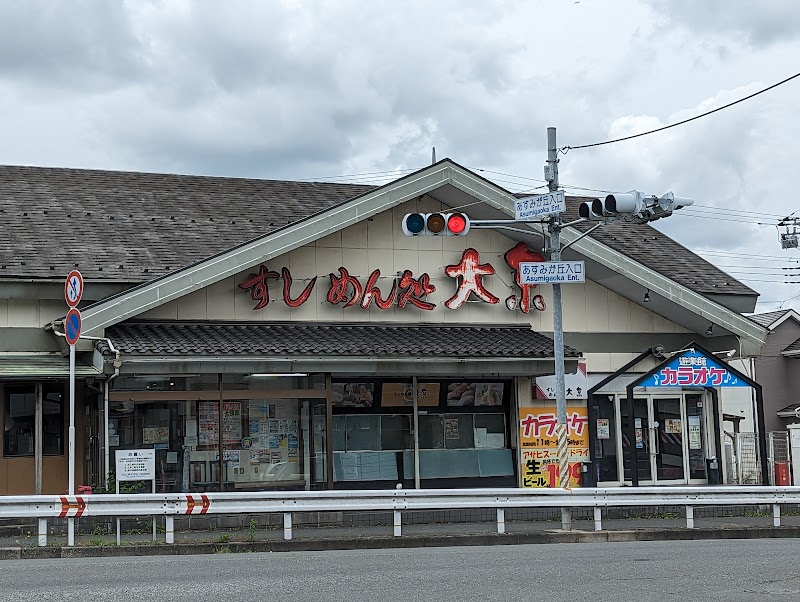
[3,385,64,457]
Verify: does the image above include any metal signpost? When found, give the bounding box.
[115,449,157,544]
[64,270,83,546]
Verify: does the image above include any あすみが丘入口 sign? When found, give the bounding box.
[519,261,585,285]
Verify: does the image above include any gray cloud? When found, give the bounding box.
[0,0,144,90]
[644,0,800,47]
[0,0,799,309]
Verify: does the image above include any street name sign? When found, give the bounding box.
[514,191,566,220]
[519,260,585,284]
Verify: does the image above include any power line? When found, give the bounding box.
[561,71,800,151]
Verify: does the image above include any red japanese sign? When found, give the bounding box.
[239,245,548,313]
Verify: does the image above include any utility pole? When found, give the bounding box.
[546,127,571,531]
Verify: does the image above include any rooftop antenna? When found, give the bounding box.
[431,147,436,165]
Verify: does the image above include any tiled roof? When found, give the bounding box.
[748,310,792,328]
[783,337,800,355]
[0,163,755,300]
[0,165,371,281]
[105,322,579,358]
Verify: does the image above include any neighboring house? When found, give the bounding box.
[0,160,769,494]
[747,310,800,433]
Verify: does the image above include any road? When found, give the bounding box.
[3,539,800,601]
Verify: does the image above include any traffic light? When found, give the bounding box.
[578,191,693,224]
[401,212,471,236]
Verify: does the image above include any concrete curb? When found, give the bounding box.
[2,525,800,560]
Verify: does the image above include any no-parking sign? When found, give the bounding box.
[65,308,82,346]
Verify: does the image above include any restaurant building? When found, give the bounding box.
[0,160,769,494]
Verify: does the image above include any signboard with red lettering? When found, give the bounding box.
[519,406,589,488]
[641,348,747,388]
[238,243,549,315]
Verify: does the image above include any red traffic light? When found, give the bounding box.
[447,213,468,235]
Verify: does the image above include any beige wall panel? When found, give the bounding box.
[0,299,7,326]
[652,311,677,334]
[37,300,65,327]
[393,249,420,277]
[177,288,207,320]
[584,281,610,332]
[583,353,611,373]
[315,246,344,279]
[7,299,39,327]
[629,302,655,332]
[341,218,368,249]
[607,291,633,332]
[206,276,238,321]
[316,230,342,248]
[562,284,588,332]
[139,299,179,320]
[367,210,393,250]
[417,232,444,252]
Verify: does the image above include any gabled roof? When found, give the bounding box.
[0,160,767,349]
[105,322,580,358]
[747,309,800,330]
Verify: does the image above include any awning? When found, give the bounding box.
[0,353,103,379]
[103,321,581,377]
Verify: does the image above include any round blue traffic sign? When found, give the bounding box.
[65,308,82,346]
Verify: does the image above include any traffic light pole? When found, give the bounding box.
[545,127,572,531]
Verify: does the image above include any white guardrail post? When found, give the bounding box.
[0,487,798,547]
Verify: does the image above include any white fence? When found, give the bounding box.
[1,486,799,547]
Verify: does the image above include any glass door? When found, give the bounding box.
[652,397,686,482]
[620,397,652,484]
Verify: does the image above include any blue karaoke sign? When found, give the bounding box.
[641,348,748,388]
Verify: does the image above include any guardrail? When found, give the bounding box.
[2,486,799,547]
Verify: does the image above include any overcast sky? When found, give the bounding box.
[1,0,799,312]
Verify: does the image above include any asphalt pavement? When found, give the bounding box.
[3,539,800,601]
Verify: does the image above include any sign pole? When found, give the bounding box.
[546,127,571,531]
[64,270,83,548]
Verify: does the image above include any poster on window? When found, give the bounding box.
[688,415,702,450]
[198,401,219,446]
[445,418,460,440]
[519,406,589,488]
[381,383,440,407]
[596,418,610,440]
[222,402,242,443]
[331,383,374,407]
[142,426,169,445]
[447,383,504,407]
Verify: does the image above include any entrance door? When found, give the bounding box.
[652,397,685,482]
[620,396,688,484]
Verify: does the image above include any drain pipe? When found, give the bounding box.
[48,321,122,485]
